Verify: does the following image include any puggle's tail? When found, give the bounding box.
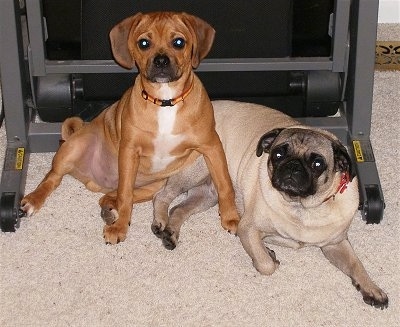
[61,117,85,140]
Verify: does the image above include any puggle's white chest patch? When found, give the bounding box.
[152,86,185,172]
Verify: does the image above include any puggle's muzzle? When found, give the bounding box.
[271,159,314,197]
[147,54,180,83]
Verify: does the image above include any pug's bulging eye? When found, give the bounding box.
[311,156,326,172]
[272,147,286,162]
[173,37,185,49]
[138,39,151,50]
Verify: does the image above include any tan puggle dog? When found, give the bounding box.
[153,100,388,309]
[20,12,240,244]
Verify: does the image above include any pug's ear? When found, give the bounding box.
[332,141,356,180]
[256,129,285,157]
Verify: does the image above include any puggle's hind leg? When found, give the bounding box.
[21,118,88,217]
[20,141,81,216]
[162,177,217,250]
[21,169,65,217]
[321,239,388,309]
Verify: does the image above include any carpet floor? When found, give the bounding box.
[0,24,399,327]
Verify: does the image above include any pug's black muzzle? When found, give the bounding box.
[272,159,315,197]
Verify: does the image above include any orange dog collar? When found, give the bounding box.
[141,80,194,107]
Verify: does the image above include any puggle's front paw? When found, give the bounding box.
[103,222,128,245]
[220,209,240,235]
[20,195,42,217]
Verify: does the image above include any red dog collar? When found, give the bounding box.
[323,171,351,203]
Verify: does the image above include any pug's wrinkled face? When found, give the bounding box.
[256,128,354,203]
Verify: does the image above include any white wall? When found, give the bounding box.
[378,0,400,23]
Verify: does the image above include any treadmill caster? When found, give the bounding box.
[352,140,385,225]
[359,184,385,224]
[0,192,25,232]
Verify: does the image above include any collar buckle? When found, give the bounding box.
[160,99,173,107]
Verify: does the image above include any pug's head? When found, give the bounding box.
[256,127,356,205]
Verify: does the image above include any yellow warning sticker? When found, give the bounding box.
[352,141,364,162]
[15,147,25,170]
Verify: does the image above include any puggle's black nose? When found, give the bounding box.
[153,55,170,68]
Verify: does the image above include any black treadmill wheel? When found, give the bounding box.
[363,185,385,224]
[0,192,20,232]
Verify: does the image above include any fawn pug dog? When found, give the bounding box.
[20,12,240,244]
[153,100,388,308]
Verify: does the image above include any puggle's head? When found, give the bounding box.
[109,12,215,83]
[256,127,356,204]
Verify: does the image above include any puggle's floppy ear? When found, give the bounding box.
[181,13,215,68]
[332,141,356,181]
[109,12,143,69]
[256,128,285,157]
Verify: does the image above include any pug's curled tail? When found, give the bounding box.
[61,117,85,140]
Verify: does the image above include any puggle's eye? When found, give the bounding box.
[172,37,185,49]
[138,39,151,50]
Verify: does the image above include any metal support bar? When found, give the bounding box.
[346,0,379,137]
[26,0,47,76]
[0,0,31,231]
[28,122,62,152]
[331,0,351,72]
[298,115,349,143]
[27,115,350,154]
[345,0,384,223]
[43,57,335,75]
[0,0,30,144]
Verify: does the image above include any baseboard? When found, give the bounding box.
[375,41,400,70]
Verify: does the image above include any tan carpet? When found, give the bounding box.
[0,24,399,327]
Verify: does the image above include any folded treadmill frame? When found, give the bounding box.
[0,0,384,232]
